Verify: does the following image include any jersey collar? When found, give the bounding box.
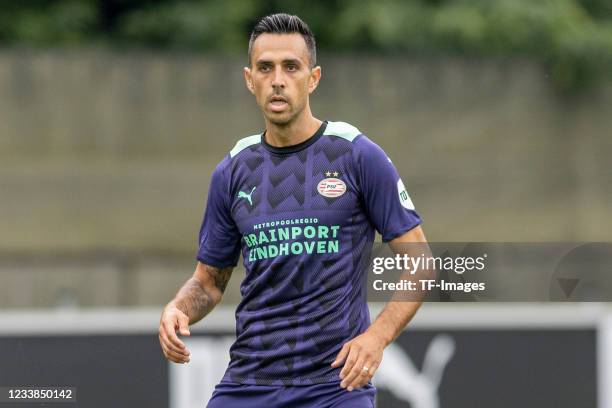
[261,121,327,155]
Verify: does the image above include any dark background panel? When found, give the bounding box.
[0,335,168,408]
[377,330,597,408]
[0,329,597,408]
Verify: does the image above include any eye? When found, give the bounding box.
[286,64,297,72]
[259,65,271,73]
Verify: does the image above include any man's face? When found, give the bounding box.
[245,33,320,125]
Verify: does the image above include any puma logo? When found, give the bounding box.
[375,335,455,408]
[238,186,256,206]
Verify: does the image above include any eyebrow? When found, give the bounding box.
[256,58,302,66]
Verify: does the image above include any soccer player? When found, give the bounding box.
[158,13,428,408]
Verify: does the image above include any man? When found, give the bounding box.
[159,13,428,407]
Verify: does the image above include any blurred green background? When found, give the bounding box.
[3,0,612,90]
[1,0,611,308]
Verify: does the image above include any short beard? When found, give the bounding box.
[267,114,293,126]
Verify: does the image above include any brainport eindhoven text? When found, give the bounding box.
[244,218,340,262]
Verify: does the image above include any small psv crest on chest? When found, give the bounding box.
[317,177,347,198]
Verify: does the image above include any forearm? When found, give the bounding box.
[169,264,233,325]
[169,278,218,324]
[367,225,429,346]
[367,301,421,347]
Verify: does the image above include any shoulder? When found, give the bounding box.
[213,134,261,176]
[213,131,263,172]
[228,132,262,159]
[323,121,363,142]
[323,121,387,160]
[323,121,379,150]
[210,131,263,184]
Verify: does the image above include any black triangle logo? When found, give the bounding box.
[557,278,580,298]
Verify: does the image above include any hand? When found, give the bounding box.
[331,330,386,391]
[159,303,191,363]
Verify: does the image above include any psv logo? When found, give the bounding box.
[317,178,346,198]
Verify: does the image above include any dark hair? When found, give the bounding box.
[248,13,316,67]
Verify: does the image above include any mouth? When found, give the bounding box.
[268,95,289,112]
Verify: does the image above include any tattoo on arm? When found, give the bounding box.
[209,266,232,292]
[173,265,233,324]
[174,278,214,323]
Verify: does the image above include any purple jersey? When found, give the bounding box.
[197,121,421,386]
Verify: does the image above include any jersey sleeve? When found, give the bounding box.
[354,135,422,242]
[196,158,242,268]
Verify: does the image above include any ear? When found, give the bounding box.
[244,67,255,94]
[308,66,321,94]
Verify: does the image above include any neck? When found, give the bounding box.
[264,107,322,148]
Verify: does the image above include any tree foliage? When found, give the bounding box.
[1,0,611,89]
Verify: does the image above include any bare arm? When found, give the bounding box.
[367,225,430,346]
[158,262,234,363]
[171,262,233,324]
[332,225,432,391]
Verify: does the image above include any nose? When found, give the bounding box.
[271,65,285,88]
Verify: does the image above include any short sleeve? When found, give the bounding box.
[196,159,242,268]
[354,135,422,242]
